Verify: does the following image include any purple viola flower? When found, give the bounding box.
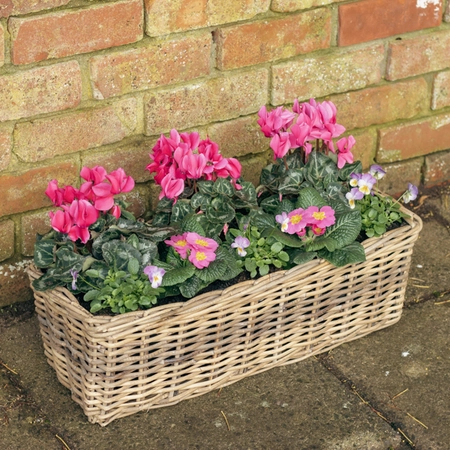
[357,173,377,195]
[349,172,362,188]
[70,269,78,291]
[345,188,364,209]
[369,164,386,180]
[403,183,418,204]
[231,236,250,257]
[143,265,166,289]
[275,211,290,233]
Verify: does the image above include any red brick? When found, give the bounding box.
[271,0,345,12]
[82,139,154,183]
[432,71,450,110]
[21,210,52,257]
[216,9,331,70]
[14,98,137,163]
[0,61,81,122]
[144,0,270,36]
[90,32,211,99]
[424,151,450,186]
[0,0,70,18]
[387,29,450,81]
[338,0,442,47]
[378,113,450,163]
[144,69,269,134]
[329,78,429,130]
[0,220,14,262]
[9,0,143,65]
[377,159,423,196]
[272,44,384,105]
[1,161,79,217]
[0,127,12,172]
[207,116,268,158]
[348,129,377,170]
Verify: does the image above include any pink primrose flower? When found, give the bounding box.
[307,206,335,228]
[189,248,216,269]
[231,236,250,257]
[143,265,166,289]
[336,136,355,169]
[286,208,308,234]
[165,234,190,259]
[311,225,326,236]
[185,232,218,252]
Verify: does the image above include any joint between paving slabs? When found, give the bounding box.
[315,354,417,449]
[0,357,74,450]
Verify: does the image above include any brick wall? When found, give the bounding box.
[1,0,450,305]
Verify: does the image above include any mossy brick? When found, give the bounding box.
[21,210,52,257]
[446,1,450,22]
[0,259,34,307]
[272,44,384,105]
[377,159,423,196]
[424,151,450,186]
[216,9,331,70]
[387,29,450,81]
[0,0,70,18]
[338,0,442,47]
[1,161,79,217]
[329,78,429,130]
[82,139,154,184]
[0,24,4,67]
[0,220,14,262]
[144,69,269,134]
[144,0,270,36]
[90,32,211,99]
[0,127,12,172]
[9,0,143,65]
[207,116,268,158]
[240,152,272,187]
[14,98,137,163]
[117,184,150,219]
[0,61,81,122]
[348,129,377,170]
[378,114,450,163]
[271,0,345,12]
[432,71,450,110]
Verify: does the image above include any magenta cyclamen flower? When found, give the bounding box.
[144,266,166,289]
[231,236,250,257]
[336,136,355,169]
[307,206,336,228]
[346,188,365,209]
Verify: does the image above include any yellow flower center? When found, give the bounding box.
[360,185,370,195]
[195,251,206,261]
[312,211,326,220]
[177,239,187,247]
[195,239,209,247]
[290,214,303,224]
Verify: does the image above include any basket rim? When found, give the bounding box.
[28,204,422,324]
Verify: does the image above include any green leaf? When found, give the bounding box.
[291,250,317,265]
[338,160,362,181]
[179,276,206,298]
[304,150,338,186]
[245,259,257,272]
[214,178,235,196]
[161,265,196,287]
[171,199,194,223]
[84,290,99,302]
[190,193,209,210]
[102,241,142,271]
[259,265,269,276]
[197,180,215,196]
[91,228,122,259]
[33,240,56,268]
[250,212,276,229]
[317,242,366,267]
[324,211,361,249]
[127,257,140,275]
[278,169,304,195]
[235,181,257,205]
[296,187,327,209]
[271,242,283,253]
[278,251,290,262]
[205,198,235,224]
[305,236,337,252]
[195,257,228,283]
[181,214,206,235]
[263,227,304,248]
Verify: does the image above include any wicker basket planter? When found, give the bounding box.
[27,206,422,426]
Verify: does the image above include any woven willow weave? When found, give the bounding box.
[28,207,422,426]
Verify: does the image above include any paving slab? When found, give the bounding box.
[0,313,401,450]
[325,301,450,450]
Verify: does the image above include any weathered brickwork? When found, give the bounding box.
[1,0,450,304]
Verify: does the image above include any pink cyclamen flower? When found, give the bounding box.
[189,248,216,269]
[270,132,292,159]
[49,209,73,234]
[257,105,296,138]
[68,225,91,244]
[165,234,190,259]
[144,265,166,289]
[231,236,250,257]
[287,208,308,234]
[276,212,290,233]
[80,166,107,185]
[307,206,336,228]
[68,199,99,229]
[106,168,135,194]
[185,232,218,252]
[345,188,364,209]
[159,172,185,201]
[336,136,355,169]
